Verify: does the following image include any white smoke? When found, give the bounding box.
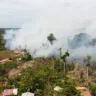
[3,0,96,59]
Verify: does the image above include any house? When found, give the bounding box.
[3,88,18,96]
[22,92,35,96]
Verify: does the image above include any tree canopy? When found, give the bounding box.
[47,33,56,45]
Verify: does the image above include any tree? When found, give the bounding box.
[0,29,5,50]
[47,33,56,45]
[86,55,91,83]
[23,49,32,61]
[61,50,70,76]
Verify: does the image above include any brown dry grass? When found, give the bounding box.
[0,50,14,59]
[0,50,22,60]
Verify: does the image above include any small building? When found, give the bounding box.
[54,86,63,91]
[22,92,35,96]
[3,88,18,96]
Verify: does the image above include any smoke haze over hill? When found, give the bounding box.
[3,0,96,59]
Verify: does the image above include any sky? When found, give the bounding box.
[2,0,96,58]
[0,0,34,27]
[0,0,96,28]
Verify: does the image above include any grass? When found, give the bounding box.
[0,50,16,59]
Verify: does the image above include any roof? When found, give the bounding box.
[54,86,63,91]
[22,92,35,96]
[3,88,18,95]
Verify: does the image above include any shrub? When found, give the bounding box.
[22,49,32,61]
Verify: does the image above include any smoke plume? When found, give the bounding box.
[3,0,96,59]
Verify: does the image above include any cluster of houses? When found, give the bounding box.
[0,86,91,96]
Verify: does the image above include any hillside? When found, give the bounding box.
[0,29,96,96]
[0,50,96,96]
[0,30,96,95]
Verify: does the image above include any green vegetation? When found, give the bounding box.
[0,49,96,95]
[0,61,17,75]
[55,85,80,96]
[22,49,32,61]
[88,83,96,96]
[3,59,80,96]
[0,32,96,96]
[47,33,56,45]
[0,29,5,50]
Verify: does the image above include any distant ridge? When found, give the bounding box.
[0,28,20,30]
[0,28,20,34]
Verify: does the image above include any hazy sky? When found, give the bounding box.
[4,0,96,58]
[0,0,96,28]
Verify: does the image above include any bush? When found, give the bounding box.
[88,83,96,96]
[0,62,17,75]
[22,49,32,61]
[55,85,80,96]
